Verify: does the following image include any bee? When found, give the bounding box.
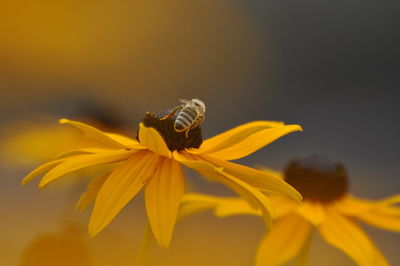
[161,98,206,137]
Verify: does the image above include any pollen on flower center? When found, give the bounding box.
[284,155,348,203]
[138,111,203,151]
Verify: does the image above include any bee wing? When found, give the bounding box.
[178,98,189,104]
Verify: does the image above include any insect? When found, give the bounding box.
[161,98,206,137]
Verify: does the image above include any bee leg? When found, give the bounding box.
[184,128,190,138]
[191,115,203,129]
[160,106,182,120]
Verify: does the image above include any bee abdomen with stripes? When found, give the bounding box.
[175,107,198,131]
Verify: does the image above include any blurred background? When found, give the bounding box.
[1,0,399,265]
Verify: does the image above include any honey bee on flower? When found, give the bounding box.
[161,98,206,137]
[22,99,303,248]
[180,155,400,266]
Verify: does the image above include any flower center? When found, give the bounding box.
[284,155,348,203]
[139,111,203,151]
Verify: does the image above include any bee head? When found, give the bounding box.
[191,98,206,113]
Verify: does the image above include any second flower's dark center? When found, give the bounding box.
[284,155,349,203]
[138,111,203,151]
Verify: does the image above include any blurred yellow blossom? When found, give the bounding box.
[181,155,400,266]
[1,106,126,166]
[18,222,92,266]
[1,120,84,165]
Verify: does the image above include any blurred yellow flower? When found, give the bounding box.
[181,155,400,266]
[22,111,302,248]
[1,120,84,165]
[19,222,92,266]
[1,107,125,166]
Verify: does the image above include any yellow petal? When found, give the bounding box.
[256,214,312,266]
[179,194,221,219]
[59,119,133,149]
[213,198,260,217]
[54,142,143,161]
[138,123,171,158]
[213,171,275,229]
[256,166,284,179]
[173,151,223,175]
[204,124,302,160]
[335,195,400,232]
[356,207,400,232]
[296,201,325,226]
[76,172,110,211]
[105,132,145,149]
[180,194,260,218]
[190,121,285,154]
[333,195,380,215]
[269,195,299,218]
[375,194,400,206]
[318,207,389,266]
[39,149,136,187]
[21,159,64,185]
[292,228,313,266]
[174,151,275,229]
[202,156,302,203]
[55,148,105,159]
[334,194,400,215]
[189,121,302,160]
[89,151,159,236]
[145,158,185,248]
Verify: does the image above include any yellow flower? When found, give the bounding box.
[22,111,302,248]
[1,120,85,165]
[19,222,92,266]
[1,111,124,166]
[180,155,400,266]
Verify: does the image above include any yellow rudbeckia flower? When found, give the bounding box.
[180,155,400,266]
[22,110,302,248]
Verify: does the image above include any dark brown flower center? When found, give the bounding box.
[138,111,203,151]
[284,155,349,203]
